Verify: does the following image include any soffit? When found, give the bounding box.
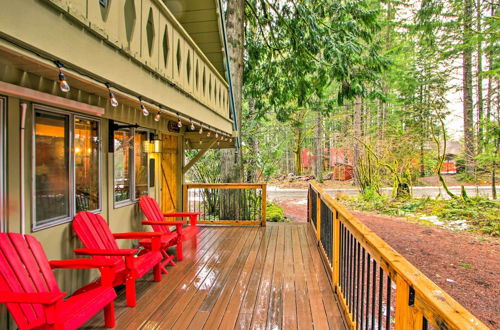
[165,0,226,80]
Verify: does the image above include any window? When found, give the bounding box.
[114,129,132,203]
[134,130,149,198]
[34,111,70,225]
[0,97,5,232]
[113,126,150,205]
[74,118,100,211]
[33,106,101,230]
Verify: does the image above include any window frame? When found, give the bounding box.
[0,96,5,233]
[113,125,150,208]
[31,104,102,231]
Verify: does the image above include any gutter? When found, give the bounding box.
[217,0,240,152]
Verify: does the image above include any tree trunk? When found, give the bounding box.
[221,0,244,184]
[463,0,475,176]
[353,97,363,185]
[476,0,484,153]
[313,112,323,182]
[246,98,258,182]
[293,125,303,175]
[220,0,244,220]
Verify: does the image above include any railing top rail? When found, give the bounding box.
[185,183,266,189]
[309,181,488,330]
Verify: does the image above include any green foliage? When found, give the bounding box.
[266,201,287,222]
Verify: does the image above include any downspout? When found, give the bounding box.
[20,103,27,235]
[217,0,240,152]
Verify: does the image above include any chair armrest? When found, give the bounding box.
[74,248,138,256]
[163,212,201,217]
[112,232,164,240]
[49,258,120,269]
[142,220,185,226]
[0,292,66,305]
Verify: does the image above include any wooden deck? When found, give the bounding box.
[83,223,346,329]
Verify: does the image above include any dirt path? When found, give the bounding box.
[274,198,500,328]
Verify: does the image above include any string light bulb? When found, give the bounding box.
[105,82,118,107]
[199,125,203,134]
[154,111,161,122]
[190,119,195,131]
[138,96,149,116]
[207,131,211,137]
[177,115,182,128]
[215,132,219,138]
[229,138,232,143]
[54,61,70,93]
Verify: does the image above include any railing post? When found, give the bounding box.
[333,210,341,287]
[395,276,423,329]
[316,193,321,241]
[182,184,188,213]
[261,184,267,227]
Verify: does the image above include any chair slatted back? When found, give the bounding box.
[0,233,60,328]
[73,212,122,264]
[139,196,172,234]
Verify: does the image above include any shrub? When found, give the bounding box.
[266,201,287,222]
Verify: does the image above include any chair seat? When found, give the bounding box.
[132,250,163,278]
[139,232,178,248]
[60,286,116,329]
[181,226,200,241]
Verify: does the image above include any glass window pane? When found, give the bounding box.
[34,111,70,223]
[75,118,100,211]
[135,131,149,198]
[114,129,132,202]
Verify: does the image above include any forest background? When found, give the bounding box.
[187,0,499,234]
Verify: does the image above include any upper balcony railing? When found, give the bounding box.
[308,181,488,330]
[43,0,229,118]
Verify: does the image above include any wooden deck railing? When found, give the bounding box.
[308,181,488,330]
[183,183,266,226]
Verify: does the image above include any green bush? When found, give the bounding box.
[266,201,287,222]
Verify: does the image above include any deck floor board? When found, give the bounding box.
[83,223,346,329]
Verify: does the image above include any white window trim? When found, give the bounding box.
[113,126,150,208]
[32,104,102,231]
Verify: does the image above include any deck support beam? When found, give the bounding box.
[182,139,217,174]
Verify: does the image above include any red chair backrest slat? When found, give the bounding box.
[0,233,61,328]
[73,212,123,265]
[139,196,172,233]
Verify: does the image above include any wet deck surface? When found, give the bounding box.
[83,223,346,329]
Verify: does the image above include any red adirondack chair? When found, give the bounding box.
[0,233,117,329]
[139,196,201,261]
[72,211,163,307]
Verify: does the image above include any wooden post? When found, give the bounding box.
[333,210,341,286]
[316,193,321,241]
[261,184,267,227]
[395,276,423,329]
[182,184,188,213]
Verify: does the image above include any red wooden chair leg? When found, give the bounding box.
[125,277,136,307]
[177,240,183,261]
[104,302,115,328]
[153,263,162,282]
[161,250,176,266]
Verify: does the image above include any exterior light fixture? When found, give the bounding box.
[177,114,182,128]
[154,111,161,122]
[189,119,195,131]
[54,61,70,93]
[198,125,203,134]
[105,82,118,107]
[139,96,149,116]
[207,131,211,137]
[215,132,219,138]
[150,134,161,153]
